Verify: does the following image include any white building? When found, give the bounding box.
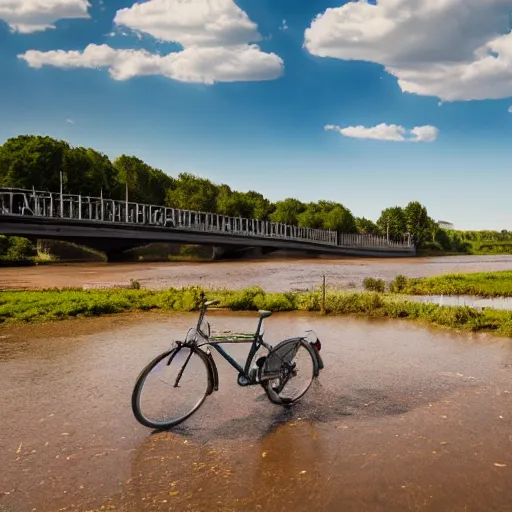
[438,220,454,230]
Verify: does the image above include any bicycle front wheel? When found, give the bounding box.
[132,346,212,429]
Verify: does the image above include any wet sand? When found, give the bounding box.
[1,254,512,292]
[0,312,511,511]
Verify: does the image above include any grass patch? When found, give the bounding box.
[362,277,385,293]
[2,286,512,338]
[392,271,512,298]
[472,241,512,255]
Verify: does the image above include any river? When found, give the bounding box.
[1,254,512,292]
[0,312,511,511]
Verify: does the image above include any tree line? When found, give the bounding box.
[0,135,508,252]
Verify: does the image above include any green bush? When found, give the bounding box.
[420,241,444,252]
[389,274,408,293]
[0,236,36,263]
[225,286,265,310]
[362,277,385,293]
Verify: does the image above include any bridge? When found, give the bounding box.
[0,188,416,260]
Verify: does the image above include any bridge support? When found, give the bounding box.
[105,248,130,262]
[211,246,277,261]
[211,246,227,261]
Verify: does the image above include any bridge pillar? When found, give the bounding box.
[105,247,130,262]
[211,246,277,260]
[211,246,227,260]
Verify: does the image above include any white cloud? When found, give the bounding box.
[0,0,90,33]
[305,0,512,102]
[18,0,284,84]
[508,106,512,113]
[280,19,288,31]
[19,43,284,84]
[325,123,439,143]
[114,0,261,47]
[65,118,74,123]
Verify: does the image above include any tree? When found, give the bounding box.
[323,205,358,233]
[356,217,380,235]
[269,198,306,225]
[404,201,429,245]
[377,207,407,240]
[216,187,252,217]
[297,203,324,229]
[165,172,218,212]
[0,135,69,191]
[147,168,175,205]
[113,155,174,205]
[62,146,96,195]
[243,191,273,220]
[84,148,119,198]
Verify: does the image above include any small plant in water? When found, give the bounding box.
[130,279,141,290]
[362,277,385,293]
[389,274,408,293]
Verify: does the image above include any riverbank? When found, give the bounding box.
[2,286,512,338]
[390,271,512,298]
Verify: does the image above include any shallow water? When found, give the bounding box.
[1,254,512,292]
[407,294,512,311]
[0,312,511,511]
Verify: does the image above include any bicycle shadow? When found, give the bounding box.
[151,379,414,442]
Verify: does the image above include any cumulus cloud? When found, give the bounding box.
[0,0,90,33]
[18,0,284,84]
[325,123,439,143]
[20,43,283,84]
[114,0,261,47]
[509,106,512,113]
[305,0,512,102]
[280,19,288,31]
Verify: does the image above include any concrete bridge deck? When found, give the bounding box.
[0,187,416,260]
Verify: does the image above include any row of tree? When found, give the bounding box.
[0,135,505,250]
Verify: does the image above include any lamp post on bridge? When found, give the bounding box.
[125,181,129,223]
[60,170,63,218]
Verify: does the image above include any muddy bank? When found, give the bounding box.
[1,254,512,292]
[0,312,511,511]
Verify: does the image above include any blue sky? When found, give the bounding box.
[1,0,512,230]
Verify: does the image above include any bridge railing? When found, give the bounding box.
[0,187,414,251]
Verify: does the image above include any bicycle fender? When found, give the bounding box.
[312,346,324,371]
[263,338,320,379]
[303,339,320,377]
[203,350,219,393]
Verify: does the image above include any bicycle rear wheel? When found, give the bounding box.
[262,339,316,405]
[132,346,212,429]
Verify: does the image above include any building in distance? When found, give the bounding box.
[438,220,454,230]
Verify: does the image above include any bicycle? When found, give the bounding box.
[131,297,324,429]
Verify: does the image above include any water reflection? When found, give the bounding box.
[406,294,512,311]
[1,313,511,512]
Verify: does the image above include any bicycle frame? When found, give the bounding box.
[193,302,273,383]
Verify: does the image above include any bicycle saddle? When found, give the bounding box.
[259,310,272,319]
